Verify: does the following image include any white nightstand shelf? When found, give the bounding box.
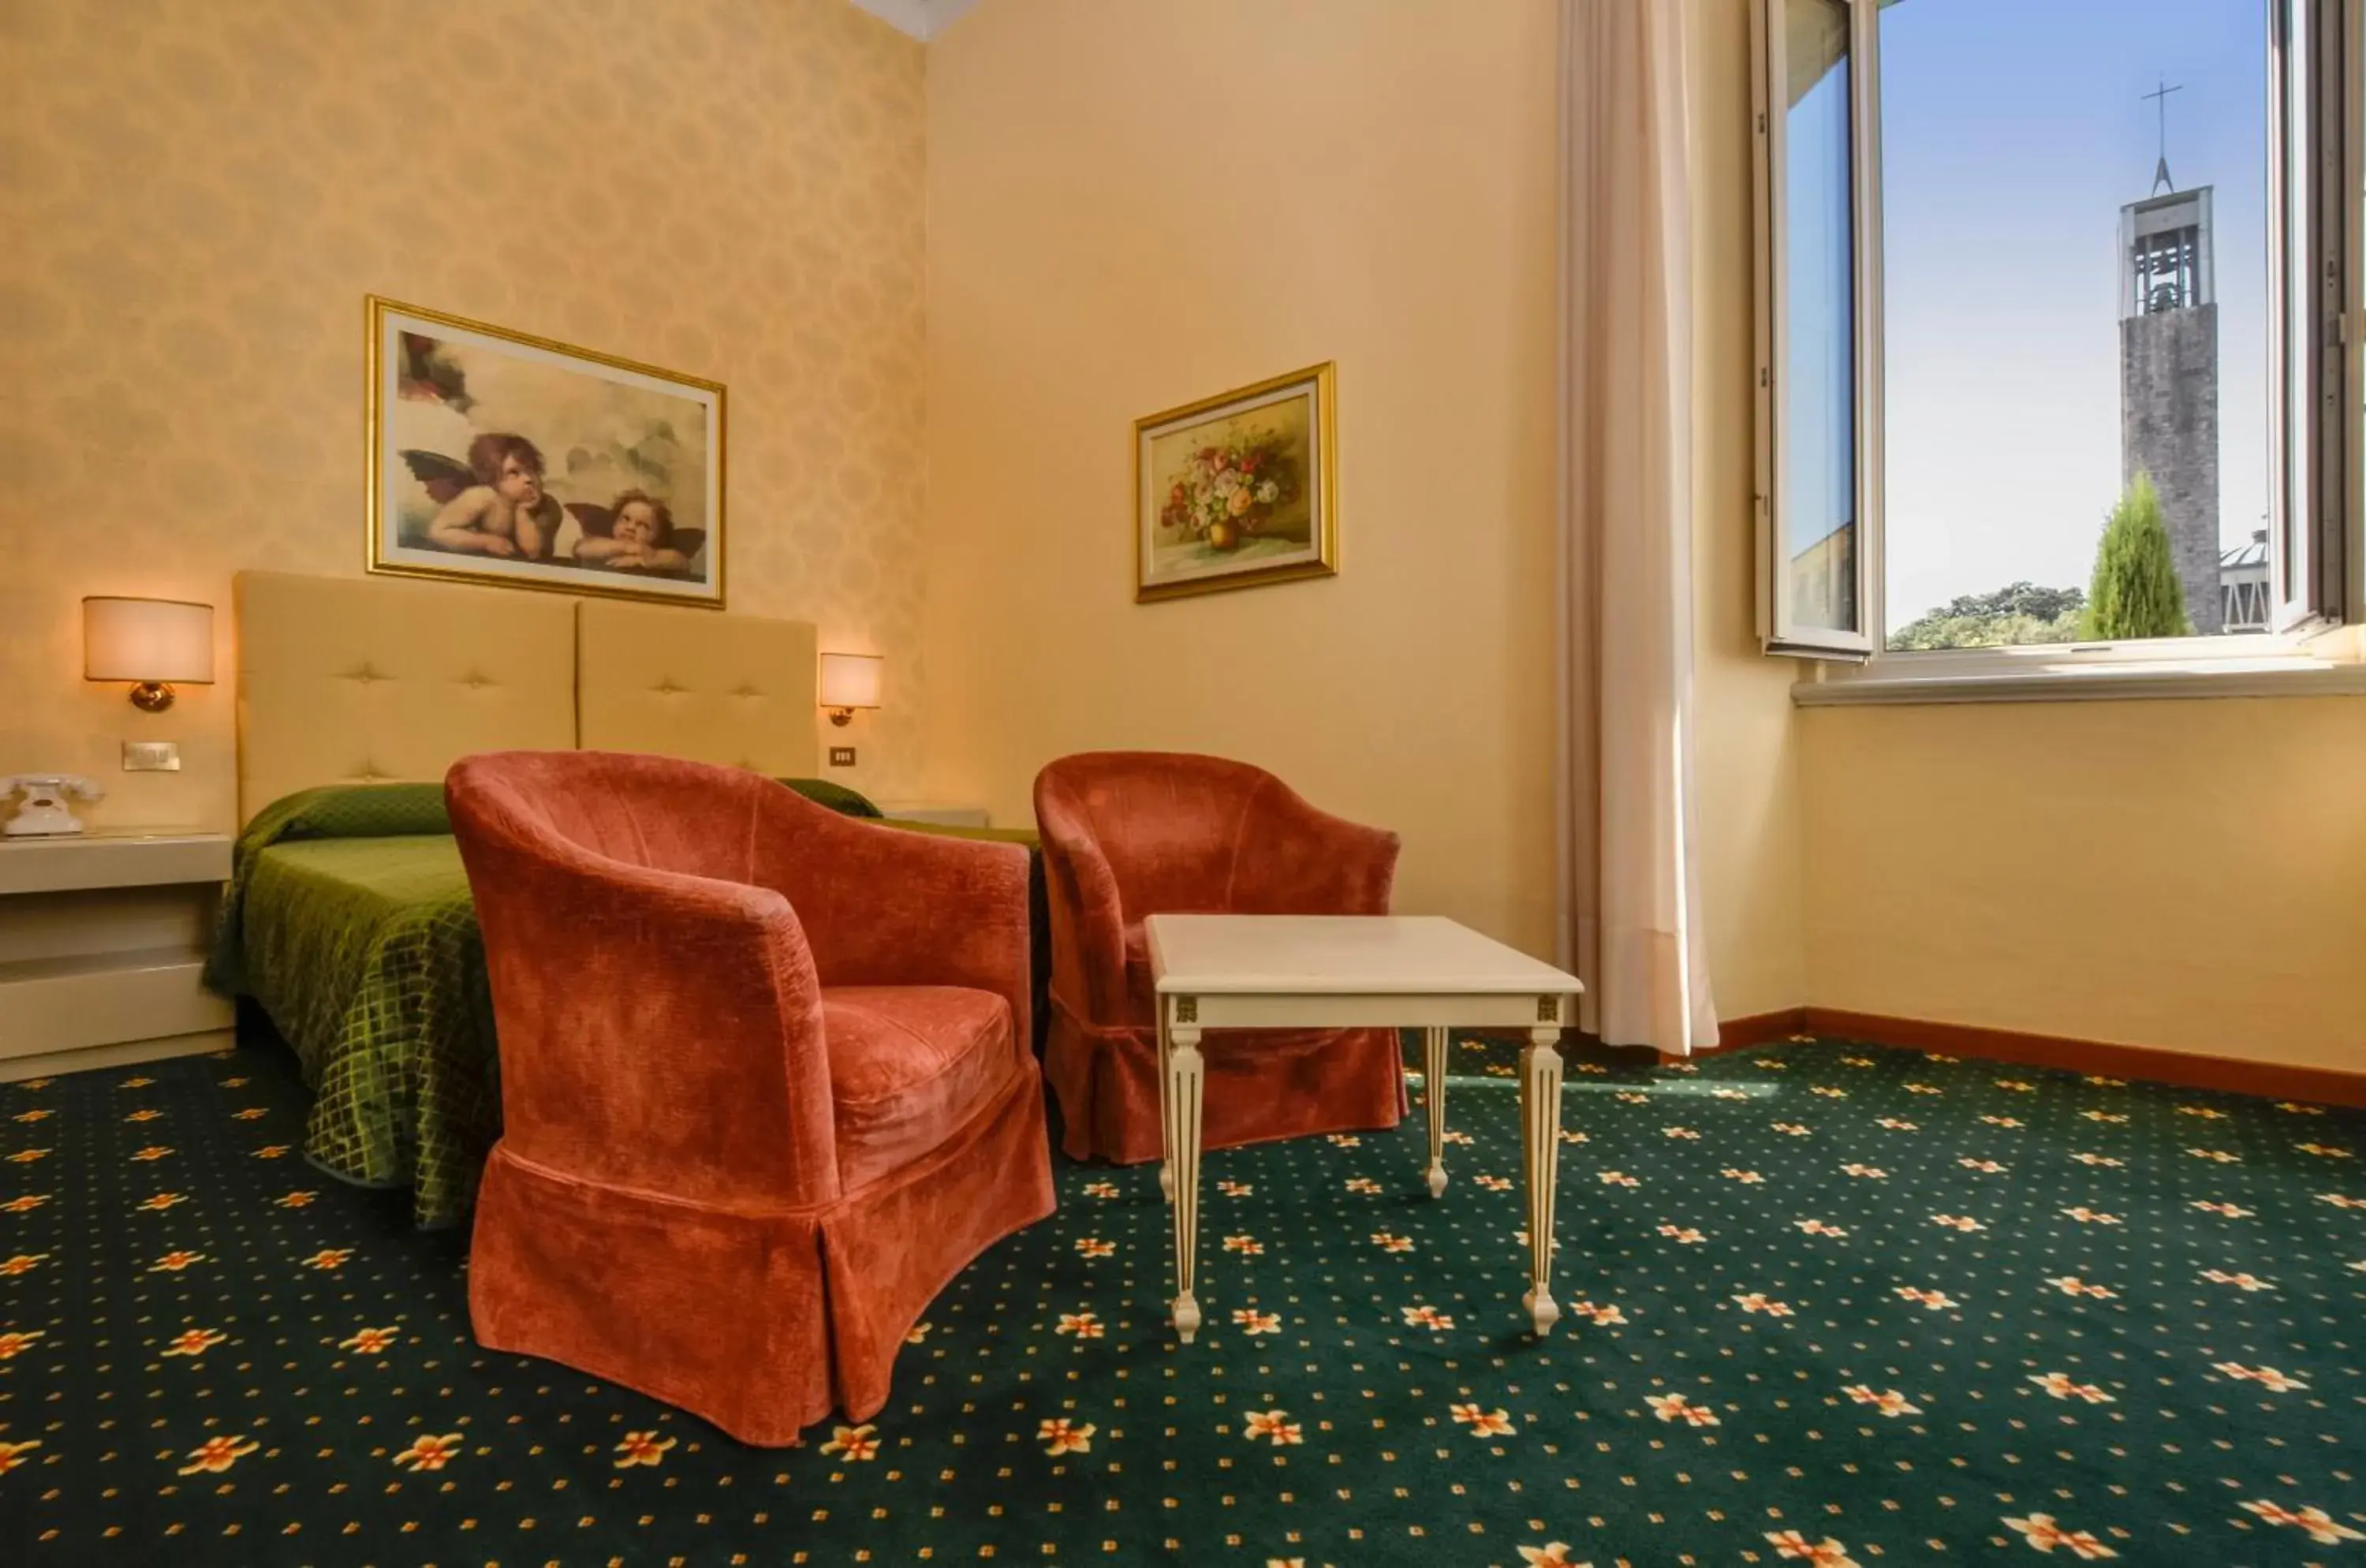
[0,828,234,1081]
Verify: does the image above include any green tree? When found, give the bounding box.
[2081,473,2191,640]
[1887,581,2085,651]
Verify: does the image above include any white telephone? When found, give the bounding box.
[1,775,105,837]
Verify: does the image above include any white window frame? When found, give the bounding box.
[1755,0,2366,699]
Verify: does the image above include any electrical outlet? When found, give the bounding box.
[122,741,181,772]
[828,746,856,767]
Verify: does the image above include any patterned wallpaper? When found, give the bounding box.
[0,0,929,827]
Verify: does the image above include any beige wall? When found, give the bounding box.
[0,0,931,828]
[1689,0,1810,1021]
[921,0,1564,954]
[1803,700,2366,1070]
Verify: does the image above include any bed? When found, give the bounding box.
[210,571,1036,1227]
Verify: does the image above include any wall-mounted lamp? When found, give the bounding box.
[84,596,215,713]
[818,651,883,726]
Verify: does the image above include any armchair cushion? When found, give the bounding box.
[825,986,1020,1189]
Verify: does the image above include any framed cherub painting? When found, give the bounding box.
[1135,362,1337,603]
[366,296,726,607]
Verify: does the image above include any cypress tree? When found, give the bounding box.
[2081,473,2192,640]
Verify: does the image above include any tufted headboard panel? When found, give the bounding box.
[234,570,577,823]
[576,599,819,776]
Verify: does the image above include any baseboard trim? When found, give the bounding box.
[1796,1008,2366,1109]
[1709,1008,1809,1051]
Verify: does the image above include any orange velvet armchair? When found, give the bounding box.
[1033,751,1405,1163]
[447,751,1054,1447]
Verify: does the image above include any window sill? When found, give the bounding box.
[1792,655,2366,707]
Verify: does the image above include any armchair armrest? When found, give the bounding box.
[1031,774,1133,1025]
[450,793,842,1211]
[1227,780,1400,916]
[748,791,1035,1054]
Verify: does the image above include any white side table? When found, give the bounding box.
[876,803,992,827]
[1146,913,1584,1342]
[0,828,234,1081]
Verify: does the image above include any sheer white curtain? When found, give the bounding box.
[1554,0,1719,1054]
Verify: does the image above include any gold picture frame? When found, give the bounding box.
[1135,362,1338,603]
[365,295,729,608]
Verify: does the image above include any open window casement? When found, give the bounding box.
[2271,0,2364,635]
[1752,0,1882,659]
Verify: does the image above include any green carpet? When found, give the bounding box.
[2,1032,2361,1566]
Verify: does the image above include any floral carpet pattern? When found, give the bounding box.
[2,1032,2362,1566]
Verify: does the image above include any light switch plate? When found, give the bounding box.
[122,741,181,772]
[828,746,856,767]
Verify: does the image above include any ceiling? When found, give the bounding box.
[845,0,981,41]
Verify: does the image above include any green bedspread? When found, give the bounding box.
[206,780,1041,1229]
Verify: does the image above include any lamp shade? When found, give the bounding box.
[84,597,215,684]
[818,651,883,711]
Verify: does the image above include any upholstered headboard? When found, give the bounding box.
[236,570,576,822]
[233,571,824,823]
[577,599,819,775]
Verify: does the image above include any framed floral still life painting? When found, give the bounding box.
[1136,363,1336,603]
[366,296,726,607]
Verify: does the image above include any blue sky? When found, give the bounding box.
[1879,0,2269,624]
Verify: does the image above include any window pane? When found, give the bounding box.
[1880,0,2272,650]
[1782,0,1860,635]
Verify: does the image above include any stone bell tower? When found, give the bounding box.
[2117,80,2221,633]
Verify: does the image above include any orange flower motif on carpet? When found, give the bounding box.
[2001,1513,2118,1559]
[0,1254,47,1276]
[1596,1170,1640,1188]
[2060,1208,2122,1226]
[1763,1532,1860,1567]
[0,1438,39,1474]
[1326,1134,1362,1148]
[1662,1126,1700,1141]
[1450,1403,1515,1438]
[1931,1214,1987,1233]
[1036,1418,1093,1456]
[391,1432,465,1471]
[177,1435,260,1475]
[2199,1268,2273,1292]
[124,1109,162,1123]
[1656,1225,1704,1244]
[147,1251,205,1272]
[2072,1154,2124,1167]
[1399,1305,1454,1331]
[1569,1300,1628,1326]
[612,1430,677,1468]
[1905,1083,1942,1095]
[1841,1384,1920,1417]
[1442,1130,1475,1146]
[1876,1118,1919,1130]
[2043,1275,2116,1299]
[300,1249,353,1271]
[1242,1409,1302,1445]
[1476,1174,1513,1191]
[119,1077,154,1088]
[1224,1235,1266,1255]
[1838,1164,1886,1179]
[1080,1181,1120,1199]
[9,1110,51,1122]
[2185,1148,2240,1163]
[1515,1544,1584,1566]
[2028,1372,2115,1404]
[1959,1158,2006,1173]
[162,1328,227,1357]
[1772,1122,1811,1137]
[1217,1180,1255,1197]
[1794,1220,1848,1238]
[1,1195,48,1214]
[1233,1309,1281,1335]
[129,1146,174,1161]
[2296,1142,2354,1159]
[1055,1312,1104,1339]
[340,1327,400,1354]
[1344,1178,1383,1194]
[252,1145,290,1159]
[1644,1393,1719,1427]
[821,1424,881,1460]
[2192,1200,2252,1217]
[230,1108,268,1121]
[2318,1193,2366,1210]
[1073,1238,1115,1257]
[2078,1111,2129,1124]
[4,1149,48,1164]
[1980,1115,2024,1129]
[905,1322,932,1344]
[1893,1286,1956,1309]
[1558,1128,1590,1143]
[2239,1500,2366,1544]
[274,1191,319,1208]
[0,1330,44,1361]
[1732,1294,1792,1317]
[2211,1363,2306,1391]
[1368,1233,1413,1253]
[136,1193,186,1211]
[2177,1104,2229,1119]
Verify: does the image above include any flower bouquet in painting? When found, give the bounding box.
[1161,430,1302,552]
[1135,364,1336,602]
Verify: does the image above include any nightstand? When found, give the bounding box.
[0,827,234,1082]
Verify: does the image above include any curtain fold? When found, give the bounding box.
[1554,0,1720,1055]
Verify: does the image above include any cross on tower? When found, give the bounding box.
[2145,76,2183,195]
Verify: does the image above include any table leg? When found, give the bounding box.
[1157,1002,1174,1200]
[1423,1025,1449,1197]
[1519,1025,1564,1337]
[1165,1011,1206,1343]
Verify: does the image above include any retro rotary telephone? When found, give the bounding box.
[1,775,104,837]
